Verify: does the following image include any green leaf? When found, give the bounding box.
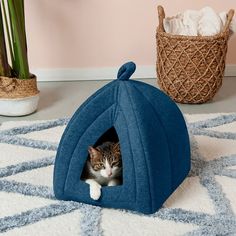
[0,1,11,77]
[7,0,29,79]
[2,0,14,69]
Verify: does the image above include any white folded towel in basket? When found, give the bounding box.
[164,6,236,36]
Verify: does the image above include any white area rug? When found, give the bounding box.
[0,113,236,235]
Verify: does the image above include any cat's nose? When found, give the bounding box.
[108,172,112,177]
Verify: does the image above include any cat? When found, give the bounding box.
[81,142,122,200]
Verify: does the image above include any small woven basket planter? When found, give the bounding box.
[156,5,234,104]
[0,75,40,116]
[0,75,39,99]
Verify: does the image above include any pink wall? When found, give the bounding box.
[25,0,236,70]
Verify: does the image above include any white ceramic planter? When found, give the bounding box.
[0,94,40,116]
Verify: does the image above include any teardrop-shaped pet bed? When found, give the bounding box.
[53,62,191,214]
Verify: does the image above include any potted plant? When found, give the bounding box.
[0,0,39,116]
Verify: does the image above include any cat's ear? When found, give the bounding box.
[88,146,99,159]
[113,142,120,153]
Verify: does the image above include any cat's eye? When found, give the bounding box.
[96,164,104,169]
[112,161,119,167]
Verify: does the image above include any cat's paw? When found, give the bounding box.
[90,183,101,200]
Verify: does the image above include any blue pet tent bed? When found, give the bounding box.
[53,62,191,214]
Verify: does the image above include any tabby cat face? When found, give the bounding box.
[88,142,122,178]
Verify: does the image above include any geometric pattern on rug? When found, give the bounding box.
[0,113,236,235]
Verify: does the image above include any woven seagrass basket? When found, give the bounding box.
[0,75,39,99]
[156,5,234,104]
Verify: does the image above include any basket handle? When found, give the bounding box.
[157,5,165,32]
[222,9,235,33]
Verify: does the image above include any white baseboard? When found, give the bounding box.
[225,64,236,77]
[32,64,236,82]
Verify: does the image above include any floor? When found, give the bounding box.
[0,77,236,122]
